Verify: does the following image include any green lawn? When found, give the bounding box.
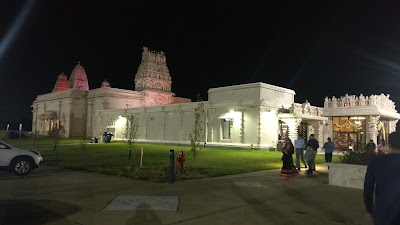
[5,138,340,183]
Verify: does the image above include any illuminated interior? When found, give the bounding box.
[332,116,366,151]
[219,110,241,140]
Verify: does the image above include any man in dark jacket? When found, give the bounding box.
[364,131,400,225]
[307,134,319,172]
[365,140,376,154]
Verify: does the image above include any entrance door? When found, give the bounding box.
[337,132,360,151]
[222,119,231,139]
[348,132,358,151]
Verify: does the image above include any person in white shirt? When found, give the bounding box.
[294,134,307,170]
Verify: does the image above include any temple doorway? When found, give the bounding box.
[335,131,364,151]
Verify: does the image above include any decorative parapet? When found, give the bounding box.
[291,100,324,117]
[34,89,87,103]
[324,93,396,111]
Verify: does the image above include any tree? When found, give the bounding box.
[124,115,140,160]
[189,95,205,161]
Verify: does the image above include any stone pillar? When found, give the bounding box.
[88,100,94,136]
[33,105,38,135]
[240,110,245,144]
[179,110,184,141]
[204,109,208,143]
[208,110,214,142]
[367,115,379,145]
[102,99,109,110]
[308,121,324,150]
[163,112,167,140]
[65,100,73,138]
[145,113,149,140]
[280,118,301,142]
[256,107,262,145]
[98,115,103,137]
[389,120,398,134]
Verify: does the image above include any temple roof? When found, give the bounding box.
[69,62,89,91]
[101,78,111,88]
[134,47,172,92]
[52,72,69,92]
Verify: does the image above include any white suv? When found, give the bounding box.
[0,140,43,175]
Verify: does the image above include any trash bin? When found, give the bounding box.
[107,132,113,142]
[92,136,98,143]
[103,135,110,143]
[102,132,108,143]
[102,132,113,143]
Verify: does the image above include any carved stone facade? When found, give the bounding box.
[32,47,189,138]
[324,93,396,110]
[100,79,111,88]
[134,47,172,92]
[32,49,400,150]
[323,94,400,149]
[52,72,69,92]
[69,62,89,91]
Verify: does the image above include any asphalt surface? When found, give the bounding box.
[0,164,373,225]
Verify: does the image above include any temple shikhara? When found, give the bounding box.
[32,47,400,150]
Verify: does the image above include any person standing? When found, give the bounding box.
[176,150,186,175]
[364,131,400,225]
[294,134,307,170]
[323,137,335,163]
[307,134,319,171]
[365,140,376,154]
[304,143,316,175]
[377,139,387,156]
[280,138,298,179]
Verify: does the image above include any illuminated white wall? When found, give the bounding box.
[259,84,295,108]
[164,112,181,141]
[32,89,87,138]
[92,83,295,148]
[88,82,332,149]
[242,110,258,145]
[260,110,279,147]
[208,85,260,103]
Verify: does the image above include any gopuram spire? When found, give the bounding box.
[134,46,172,92]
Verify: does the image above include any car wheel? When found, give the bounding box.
[11,157,32,176]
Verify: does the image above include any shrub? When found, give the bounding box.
[0,131,8,140]
[339,151,375,165]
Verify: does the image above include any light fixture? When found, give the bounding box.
[354,116,362,125]
[349,116,365,120]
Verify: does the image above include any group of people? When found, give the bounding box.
[279,131,400,224]
[280,134,326,179]
[366,139,389,156]
[280,134,335,179]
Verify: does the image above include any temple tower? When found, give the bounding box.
[69,62,89,91]
[52,72,69,92]
[134,47,174,106]
[134,47,172,92]
[101,78,111,88]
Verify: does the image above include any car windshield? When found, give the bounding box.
[0,140,12,149]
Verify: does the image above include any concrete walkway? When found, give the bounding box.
[0,164,373,225]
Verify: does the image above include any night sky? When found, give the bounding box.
[2,1,400,131]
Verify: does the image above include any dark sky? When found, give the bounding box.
[2,0,400,131]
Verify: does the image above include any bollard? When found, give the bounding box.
[168,149,175,184]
